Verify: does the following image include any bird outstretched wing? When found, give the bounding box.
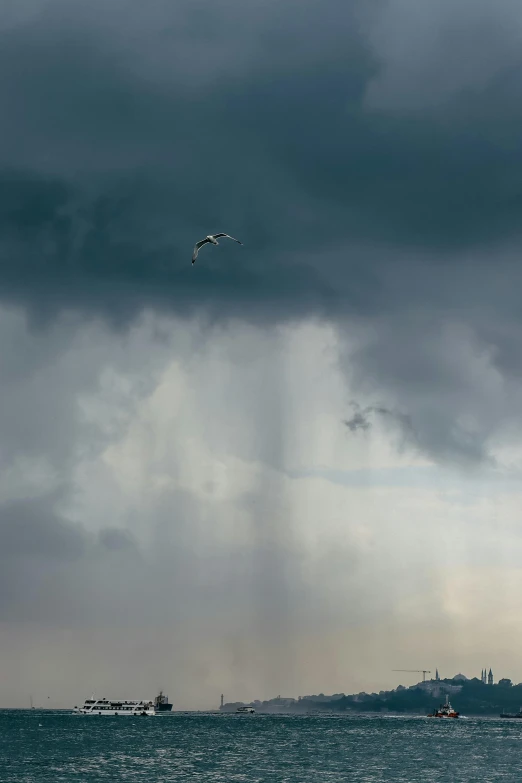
[212,234,243,244]
[192,238,211,264]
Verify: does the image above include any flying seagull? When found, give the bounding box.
[192,233,243,264]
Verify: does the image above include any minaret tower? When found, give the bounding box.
[488,668,493,686]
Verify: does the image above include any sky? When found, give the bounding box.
[2,0,522,709]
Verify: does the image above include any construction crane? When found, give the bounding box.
[393,669,431,682]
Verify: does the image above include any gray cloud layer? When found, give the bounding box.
[2,0,522,706]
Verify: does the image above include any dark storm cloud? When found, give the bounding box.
[2,0,522,464]
[2,0,522,322]
[344,407,373,433]
[344,401,418,454]
[344,402,405,433]
[343,402,402,433]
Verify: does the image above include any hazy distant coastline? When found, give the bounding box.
[221,672,522,716]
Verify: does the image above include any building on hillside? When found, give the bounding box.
[300,694,344,703]
[267,696,296,707]
[480,668,494,685]
[418,680,462,698]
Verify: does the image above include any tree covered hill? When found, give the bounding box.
[307,678,522,716]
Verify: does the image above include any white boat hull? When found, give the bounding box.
[75,709,155,716]
[73,698,156,716]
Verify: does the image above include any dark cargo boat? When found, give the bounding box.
[154,691,172,713]
[500,708,522,718]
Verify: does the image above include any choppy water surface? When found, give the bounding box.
[2,710,522,782]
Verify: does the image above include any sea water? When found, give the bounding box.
[1,710,522,782]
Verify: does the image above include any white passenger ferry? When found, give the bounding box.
[73,697,155,716]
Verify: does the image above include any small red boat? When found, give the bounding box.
[427,695,459,718]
